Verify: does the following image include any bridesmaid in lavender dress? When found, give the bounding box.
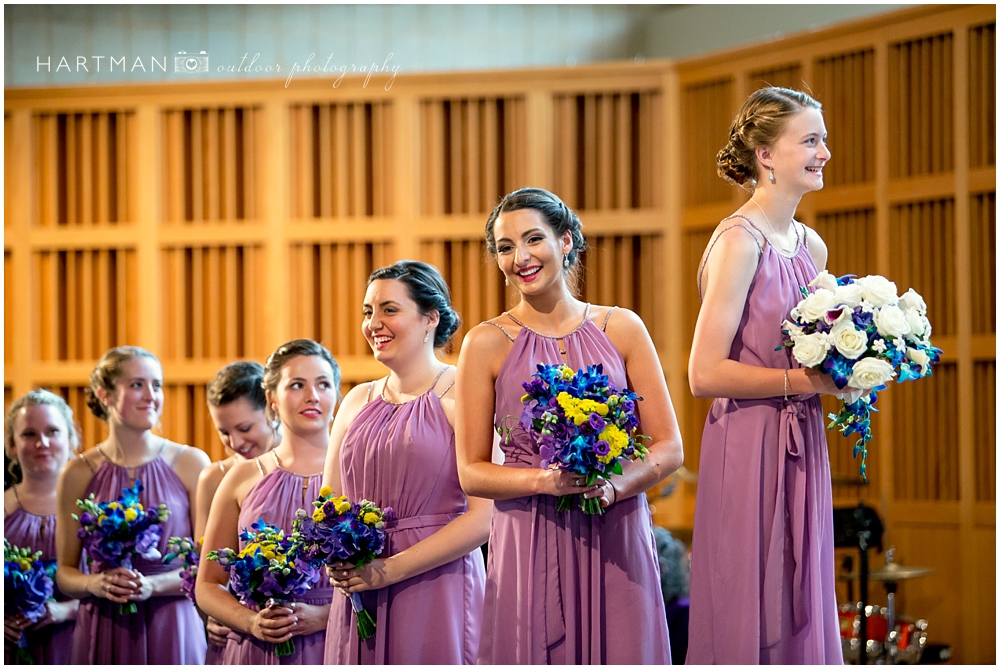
[323,261,489,665]
[195,361,280,663]
[55,346,210,664]
[687,87,847,663]
[197,340,338,664]
[455,188,684,664]
[4,391,79,664]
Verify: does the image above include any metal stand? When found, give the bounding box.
[856,510,870,666]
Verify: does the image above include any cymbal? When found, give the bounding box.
[838,563,934,582]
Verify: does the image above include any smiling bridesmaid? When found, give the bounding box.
[323,261,489,665]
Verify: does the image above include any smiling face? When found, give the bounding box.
[99,356,164,431]
[208,396,275,460]
[11,404,74,479]
[763,107,831,195]
[269,354,336,435]
[493,208,573,295]
[362,278,437,367]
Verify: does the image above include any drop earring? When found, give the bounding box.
[504,276,510,286]
[768,166,775,184]
[563,256,570,269]
[424,332,429,344]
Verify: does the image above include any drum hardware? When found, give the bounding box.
[833,503,884,665]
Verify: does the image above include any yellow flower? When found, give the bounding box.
[559,366,574,380]
[597,424,629,464]
[362,511,379,525]
[521,393,531,403]
[107,502,120,511]
[319,485,333,498]
[124,508,138,522]
[334,499,351,515]
[312,507,326,523]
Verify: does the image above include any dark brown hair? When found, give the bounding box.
[86,346,161,421]
[207,361,267,411]
[367,261,461,350]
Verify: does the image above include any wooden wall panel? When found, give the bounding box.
[4,252,12,365]
[682,78,734,206]
[162,384,220,462]
[32,111,133,226]
[888,32,954,178]
[50,386,109,455]
[889,200,957,336]
[289,102,392,218]
[746,63,803,91]
[161,107,258,223]
[813,50,876,187]
[968,22,996,168]
[973,361,995,503]
[552,91,661,210]
[419,97,525,215]
[970,192,996,334]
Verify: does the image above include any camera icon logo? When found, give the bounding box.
[174,51,209,73]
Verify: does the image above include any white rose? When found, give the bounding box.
[874,304,911,339]
[858,275,899,308]
[834,282,864,308]
[848,357,896,389]
[829,320,869,360]
[791,332,831,368]
[898,288,927,314]
[903,307,927,340]
[906,347,931,376]
[794,289,837,322]
[808,270,839,292]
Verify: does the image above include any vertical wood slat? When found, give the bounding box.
[80,114,93,225]
[335,105,350,217]
[320,244,335,347]
[483,100,499,209]
[352,104,367,216]
[95,113,110,224]
[65,115,77,225]
[223,108,238,221]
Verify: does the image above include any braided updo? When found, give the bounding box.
[717,86,822,192]
[484,188,586,268]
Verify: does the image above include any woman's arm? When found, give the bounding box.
[600,308,684,502]
[54,455,132,604]
[194,461,296,645]
[195,463,225,542]
[689,225,846,399]
[321,383,370,496]
[455,324,597,501]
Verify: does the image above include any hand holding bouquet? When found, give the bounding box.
[73,478,170,614]
[781,271,941,480]
[4,540,56,664]
[513,363,649,514]
[162,536,199,604]
[207,519,319,657]
[291,486,389,640]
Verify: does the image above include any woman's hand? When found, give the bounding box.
[535,468,601,499]
[583,477,617,509]
[4,613,27,643]
[248,604,296,645]
[286,602,330,636]
[129,571,154,603]
[88,566,139,604]
[800,367,863,397]
[206,617,231,647]
[328,559,398,594]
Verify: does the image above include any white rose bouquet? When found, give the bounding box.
[780,272,942,480]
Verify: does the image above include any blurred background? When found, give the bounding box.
[4,4,995,663]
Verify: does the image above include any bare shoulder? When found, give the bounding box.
[58,453,97,498]
[600,306,654,360]
[801,223,828,269]
[458,321,515,376]
[196,461,226,499]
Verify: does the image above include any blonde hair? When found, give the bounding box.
[716,86,822,192]
[5,389,80,481]
[262,340,341,423]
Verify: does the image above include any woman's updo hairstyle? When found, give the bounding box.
[207,361,267,411]
[717,86,822,192]
[367,261,462,351]
[86,346,161,421]
[484,187,586,268]
[262,339,341,423]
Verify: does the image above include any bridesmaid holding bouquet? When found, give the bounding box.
[323,261,489,665]
[196,339,338,664]
[56,346,209,664]
[455,188,684,664]
[4,390,80,664]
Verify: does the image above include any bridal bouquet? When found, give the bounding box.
[781,271,941,480]
[510,363,649,514]
[290,487,389,640]
[73,478,170,614]
[4,540,56,664]
[162,536,199,604]
[207,519,320,657]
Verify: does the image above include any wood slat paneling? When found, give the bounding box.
[973,361,996,502]
[682,78,734,206]
[814,50,876,187]
[970,192,996,334]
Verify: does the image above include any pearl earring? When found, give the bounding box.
[768,166,776,184]
[563,255,570,269]
[424,332,429,344]
[504,276,509,286]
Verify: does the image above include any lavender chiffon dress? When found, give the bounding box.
[478,306,671,665]
[222,456,331,665]
[4,506,75,664]
[686,218,843,663]
[69,450,207,664]
[324,370,486,664]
